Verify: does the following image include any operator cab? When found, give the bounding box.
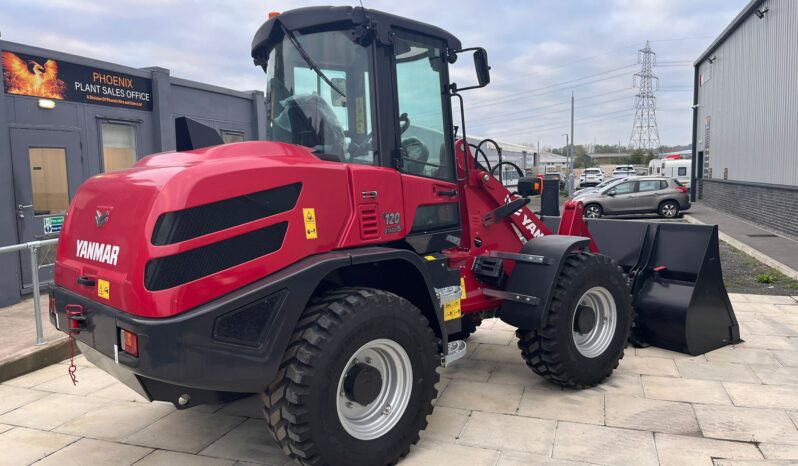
[251,6,486,181]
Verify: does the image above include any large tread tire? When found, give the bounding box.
[262,287,439,466]
[448,314,483,341]
[516,252,632,388]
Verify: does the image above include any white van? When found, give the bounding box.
[648,158,692,188]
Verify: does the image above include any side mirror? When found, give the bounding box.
[517,177,541,197]
[607,189,616,196]
[450,47,491,92]
[473,48,490,87]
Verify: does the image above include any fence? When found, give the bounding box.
[0,238,59,346]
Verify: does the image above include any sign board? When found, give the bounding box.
[43,215,64,235]
[2,50,153,111]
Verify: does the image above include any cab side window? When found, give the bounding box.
[394,35,453,180]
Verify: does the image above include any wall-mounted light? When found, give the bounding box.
[37,99,56,109]
[707,55,717,64]
[754,7,769,19]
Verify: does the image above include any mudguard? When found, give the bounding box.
[497,235,591,329]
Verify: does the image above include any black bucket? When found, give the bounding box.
[541,216,741,355]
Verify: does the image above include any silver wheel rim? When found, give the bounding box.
[662,203,677,217]
[585,206,600,218]
[572,286,617,358]
[335,339,412,440]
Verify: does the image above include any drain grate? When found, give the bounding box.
[746,233,778,238]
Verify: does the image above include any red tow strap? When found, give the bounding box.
[65,304,83,386]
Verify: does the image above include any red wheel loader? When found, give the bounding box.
[49,6,740,465]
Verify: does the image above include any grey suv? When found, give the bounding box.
[576,176,690,218]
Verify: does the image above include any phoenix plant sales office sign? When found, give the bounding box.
[2,50,153,110]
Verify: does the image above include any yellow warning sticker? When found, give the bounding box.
[424,255,436,261]
[460,276,467,299]
[443,299,461,321]
[303,208,318,239]
[97,279,110,300]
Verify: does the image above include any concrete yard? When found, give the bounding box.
[1,293,797,466]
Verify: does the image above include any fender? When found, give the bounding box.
[497,235,590,329]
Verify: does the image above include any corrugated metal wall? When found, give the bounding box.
[696,0,798,186]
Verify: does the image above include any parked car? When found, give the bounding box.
[578,176,690,218]
[573,177,628,198]
[579,167,604,187]
[612,165,637,178]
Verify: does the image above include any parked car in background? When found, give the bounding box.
[573,177,628,198]
[578,176,690,219]
[579,167,604,187]
[648,158,692,189]
[612,165,637,178]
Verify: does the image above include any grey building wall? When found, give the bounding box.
[693,0,798,235]
[0,40,266,306]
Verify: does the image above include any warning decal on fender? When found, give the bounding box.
[303,208,318,239]
[443,299,461,321]
[97,279,110,300]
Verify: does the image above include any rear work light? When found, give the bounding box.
[120,328,139,357]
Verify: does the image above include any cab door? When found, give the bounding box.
[392,32,460,253]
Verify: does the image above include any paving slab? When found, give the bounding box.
[54,400,173,441]
[0,392,104,430]
[705,347,782,366]
[33,366,118,396]
[552,421,658,466]
[32,437,152,466]
[642,375,732,405]
[675,359,762,383]
[635,345,703,360]
[469,328,515,346]
[457,410,556,455]
[420,406,470,442]
[88,381,149,403]
[217,395,263,419]
[757,443,798,460]
[497,450,597,466]
[605,394,700,435]
[654,432,763,466]
[774,350,798,367]
[733,334,798,351]
[403,440,499,466]
[135,450,236,466]
[694,404,798,444]
[582,370,644,396]
[487,362,552,388]
[0,384,48,415]
[0,426,78,466]
[124,409,245,453]
[723,382,798,410]
[749,365,798,385]
[617,354,680,377]
[2,362,68,388]
[713,460,798,466]
[469,343,526,365]
[437,379,523,414]
[437,359,494,382]
[200,418,287,465]
[518,387,604,425]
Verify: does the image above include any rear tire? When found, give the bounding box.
[516,252,632,388]
[584,203,603,219]
[448,314,483,341]
[658,200,680,218]
[262,287,439,466]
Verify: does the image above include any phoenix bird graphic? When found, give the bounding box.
[2,52,66,99]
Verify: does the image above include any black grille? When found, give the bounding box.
[151,183,301,245]
[144,222,288,291]
[214,290,287,347]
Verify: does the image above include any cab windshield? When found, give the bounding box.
[265,30,375,164]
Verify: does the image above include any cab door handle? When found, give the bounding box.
[437,189,458,197]
[77,276,97,287]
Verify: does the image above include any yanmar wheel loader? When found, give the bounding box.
[49,6,740,466]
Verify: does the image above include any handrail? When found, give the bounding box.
[0,238,59,346]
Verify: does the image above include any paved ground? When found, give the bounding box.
[0,293,797,465]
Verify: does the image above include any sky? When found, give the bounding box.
[1,0,749,150]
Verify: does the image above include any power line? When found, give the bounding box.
[485,107,636,139]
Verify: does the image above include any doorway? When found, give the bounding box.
[10,128,83,291]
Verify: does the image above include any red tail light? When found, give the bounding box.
[675,186,688,193]
[120,328,139,357]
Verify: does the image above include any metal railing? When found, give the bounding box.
[0,238,59,346]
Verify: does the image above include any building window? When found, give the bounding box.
[29,147,69,215]
[222,131,245,144]
[101,123,137,172]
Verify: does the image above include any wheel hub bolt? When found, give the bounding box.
[365,357,373,364]
[346,401,354,408]
[383,404,392,415]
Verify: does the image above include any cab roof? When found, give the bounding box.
[251,6,462,64]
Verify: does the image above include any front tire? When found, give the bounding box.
[262,287,439,466]
[516,252,632,388]
[584,203,603,218]
[448,313,483,341]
